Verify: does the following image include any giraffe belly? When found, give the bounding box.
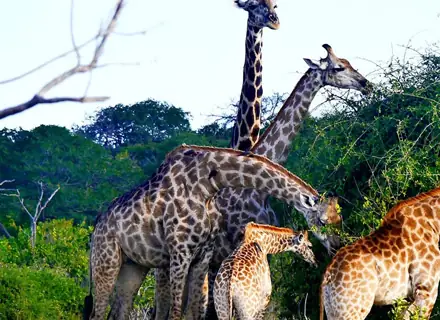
[117,220,169,268]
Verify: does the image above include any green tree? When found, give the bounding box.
[0,125,144,224]
[74,99,192,149]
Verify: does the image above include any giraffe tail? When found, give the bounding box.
[83,233,94,320]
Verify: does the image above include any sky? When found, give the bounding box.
[0,0,439,131]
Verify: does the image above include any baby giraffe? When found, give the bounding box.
[214,222,317,320]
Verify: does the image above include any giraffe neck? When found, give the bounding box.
[244,224,298,254]
[230,23,264,151]
[251,68,324,163]
[170,145,319,209]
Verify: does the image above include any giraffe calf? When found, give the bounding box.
[214,222,317,320]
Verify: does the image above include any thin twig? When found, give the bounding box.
[70,0,81,65]
[0,36,97,85]
[0,95,109,119]
[0,180,14,187]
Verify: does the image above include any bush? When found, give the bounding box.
[0,263,86,319]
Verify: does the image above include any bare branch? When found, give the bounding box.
[0,94,109,120]
[0,0,131,120]
[0,37,98,86]
[35,181,45,218]
[0,180,14,187]
[94,62,140,69]
[70,0,81,65]
[0,222,11,239]
[36,186,60,221]
[91,0,125,67]
[15,189,33,220]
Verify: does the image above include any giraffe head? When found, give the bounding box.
[235,0,280,30]
[297,193,342,255]
[303,44,371,94]
[288,231,317,267]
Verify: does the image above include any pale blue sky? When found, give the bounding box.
[0,0,439,130]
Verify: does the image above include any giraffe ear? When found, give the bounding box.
[303,58,320,69]
[299,194,317,209]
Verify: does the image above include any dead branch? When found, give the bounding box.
[0,180,15,187]
[0,181,60,247]
[0,0,138,120]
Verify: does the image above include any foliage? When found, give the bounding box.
[0,263,86,320]
[74,99,192,149]
[0,219,92,279]
[0,220,91,319]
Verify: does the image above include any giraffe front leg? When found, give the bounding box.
[405,284,439,319]
[107,261,149,320]
[154,268,171,320]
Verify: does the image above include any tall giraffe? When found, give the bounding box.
[230,0,280,151]
[320,187,440,320]
[116,1,280,318]
[214,223,317,320]
[156,44,371,319]
[83,144,335,320]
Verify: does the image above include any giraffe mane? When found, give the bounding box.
[386,186,440,217]
[168,144,318,196]
[243,222,302,242]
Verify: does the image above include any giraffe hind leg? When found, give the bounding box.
[184,244,214,320]
[89,236,123,320]
[107,261,149,320]
[154,268,171,320]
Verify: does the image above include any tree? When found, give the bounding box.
[0,0,145,120]
[74,99,192,149]
[0,125,144,224]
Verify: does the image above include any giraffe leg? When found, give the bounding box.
[205,266,220,320]
[154,268,171,320]
[405,283,439,319]
[89,237,122,320]
[107,261,149,320]
[185,246,214,320]
[168,254,192,320]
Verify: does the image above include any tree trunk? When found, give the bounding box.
[30,219,37,248]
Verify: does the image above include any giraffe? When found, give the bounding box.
[230,0,280,151]
[151,1,280,318]
[157,44,371,319]
[214,222,317,320]
[319,187,440,320]
[83,144,336,320]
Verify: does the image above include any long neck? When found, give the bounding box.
[251,69,324,164]
[245,226,296,254]
[230,23,264,151]
[200,148,318,208]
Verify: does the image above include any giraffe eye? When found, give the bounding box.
[333,67,345,72]
[273,4,278,8]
